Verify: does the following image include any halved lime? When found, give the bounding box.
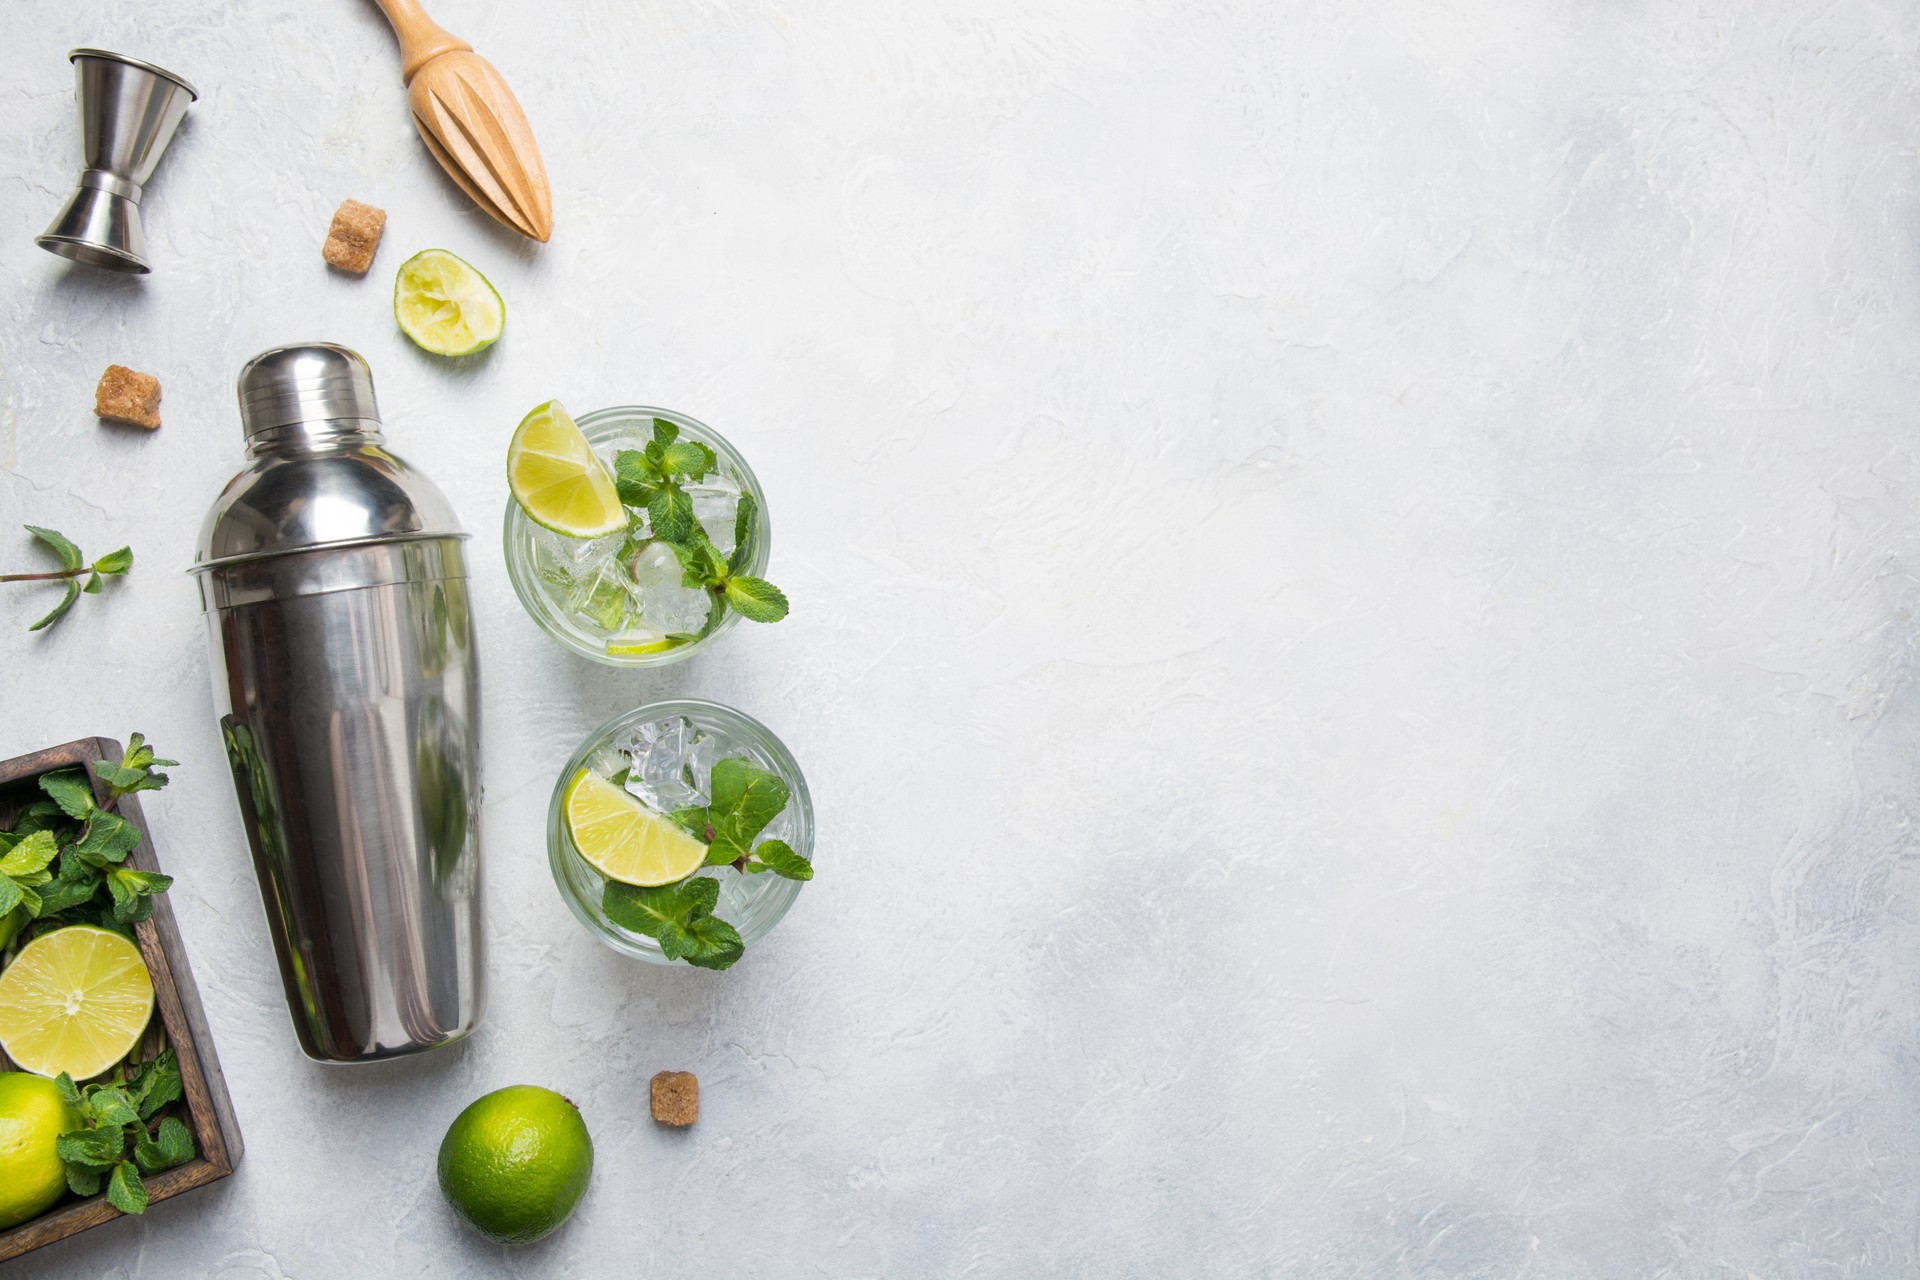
[0,925,154,1080]
[565,770,709,887]
[509,401,628,539]
[394,248,505,356]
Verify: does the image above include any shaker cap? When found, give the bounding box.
[237,342,379,438]
[192,343,466,573]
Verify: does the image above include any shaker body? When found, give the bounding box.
[205,538,483,1061]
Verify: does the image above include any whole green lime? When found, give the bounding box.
[437,1085,592,1244]
[0,1072,79,1228]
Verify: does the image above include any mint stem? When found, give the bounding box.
[1,568,90,583]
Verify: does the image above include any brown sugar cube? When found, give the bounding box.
[322,198,387,274]
[94,364,161,430]
[650,1071,698,1126]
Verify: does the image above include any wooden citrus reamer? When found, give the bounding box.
[369,0,554,242]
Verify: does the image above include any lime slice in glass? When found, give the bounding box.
[508,400,628,539]
[605,626,683,657]
[564,770,710,887]
[0,925,155,1080]
[394,248,505,356]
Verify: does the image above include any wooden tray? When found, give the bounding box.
[0,736,242,1263]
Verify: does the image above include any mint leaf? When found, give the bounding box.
[54,1073,82,1108]
[66,1164,103,1196]
[106,1160,148,1214]
[82,570,103,594]
[729,491,758,574]
[603,875,719,937]
[751,839,813,881]
[615,449,662,507]
[0,829,59,877]
[106,868,169,922]
[652,418,679,445]
[130,1049,184,1120]
[94,547,133,575]
[36,869,101,916]
[660,441,713,479]
[0,876,22,917]
[57,1126,122,1170]
[28,578,81,631]
[135,1116,194,1173]
[706,758,791,862]
[74,810,140,864]
[676,914,744,970]
[124,733,169,773]
[648,483,694,542]
[93,733,175,796]
[26,525,82,571]
[86,1087,140,1128]
[39,769,95,819]
[10,800,64,836]
[601,875,744,969]
[667,528,728,588]
[723,576,788,623]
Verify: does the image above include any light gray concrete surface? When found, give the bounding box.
[3,1,1920,1275]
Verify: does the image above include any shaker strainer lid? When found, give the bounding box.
[192,343,466,574]
[237,342,379,437]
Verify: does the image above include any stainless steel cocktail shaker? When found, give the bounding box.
[192,343,484,1062]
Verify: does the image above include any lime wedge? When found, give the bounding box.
[394,248,505,356]
[0,925,155,1080]
[565,770,709,887]
[509,400,628,539]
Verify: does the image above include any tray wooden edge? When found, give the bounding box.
[0,737,245,1265]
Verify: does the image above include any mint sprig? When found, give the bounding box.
[2,526,133,631]
[608,420,789,629]
[614,418,716,544]
[0,735,175,940]
[602,876,745,970]
[92,733,176,799]
[53,1050,195,1214]
[34,761,170,926]
[670,756,811,881]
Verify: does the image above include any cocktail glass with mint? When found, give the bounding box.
[549,700,813,968]
[503,403,787,665]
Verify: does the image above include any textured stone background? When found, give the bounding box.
[3,1,1920,1275]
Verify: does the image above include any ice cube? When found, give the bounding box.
[629,541,719,636]
[758,804,797,848]
[567,556,633,633]
[716,868,762,914]
[620,716,707,812]
[685,473,743,558]
[534,525,624,594]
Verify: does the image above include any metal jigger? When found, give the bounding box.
[36,49,196,274]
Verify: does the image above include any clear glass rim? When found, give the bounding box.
[502,406,772,668]
[546,698,813,963]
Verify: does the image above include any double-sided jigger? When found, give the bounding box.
[36,49,196,274]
